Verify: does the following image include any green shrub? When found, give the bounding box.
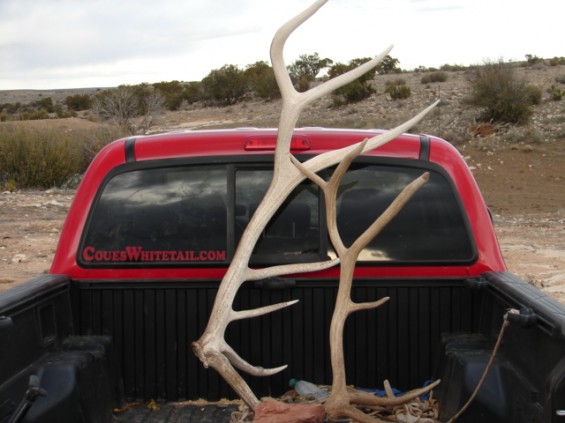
[329,58,377,106]
[549,57,565,66]
[153,81,186,111]
[287,53,333,91]
[201,64,247,105]
[295,77,310,93]
[526,85,542,105]
[420,71,448,84]
[3,179,17,192]
[468,61,537,124]
[555,75,565,85]
[548,85,564,101]
[244,61,280,100]
[525,54,543,66]
[34,97,54,112]
[376,55,401,74]
[385,79,411,100]
[440,63,468,72]
[414,66,438,73]
[0,124,125,189]
[3,103,20,114]
[183,81,204,104]
[20,110,49,120]
[65,94,92,111]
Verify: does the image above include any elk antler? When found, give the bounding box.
[294,145,439,422]
[192,0,438,411]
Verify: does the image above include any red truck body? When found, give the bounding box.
[51,128,505,280]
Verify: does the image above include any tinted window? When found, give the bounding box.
[80,160,475,267]
[81,166,228,265]
[236,170,323,263]
[334,164,473,262]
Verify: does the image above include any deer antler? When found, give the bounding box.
[193,0,438,411]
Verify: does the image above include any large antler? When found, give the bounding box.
[192,0,438,411]
[294,144,439,422]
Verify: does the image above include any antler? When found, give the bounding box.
[294,145,439,421]
[192,0,438,411]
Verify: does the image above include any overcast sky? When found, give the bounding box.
[1,0,563,90]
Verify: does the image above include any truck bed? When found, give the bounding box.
[3,273,565,422]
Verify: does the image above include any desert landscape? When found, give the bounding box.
[1,64,564,302]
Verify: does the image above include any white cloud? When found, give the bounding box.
[0,0,564,89]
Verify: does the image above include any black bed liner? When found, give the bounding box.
[113,403,240,422]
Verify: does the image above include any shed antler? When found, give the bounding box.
[294,146,439,422]
[192,0,438,411]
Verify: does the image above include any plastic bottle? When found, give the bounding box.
[289,378,329,401]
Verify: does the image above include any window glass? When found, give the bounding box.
[80,160,474,267]
[334,164,473,262]
[81,166,228,265]
[235,170,322,263]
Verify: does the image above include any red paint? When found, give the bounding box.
[50,128,506,280]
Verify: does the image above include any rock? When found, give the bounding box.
[11,254,28,264]
[46,200,65,207]
[253,400,325,423]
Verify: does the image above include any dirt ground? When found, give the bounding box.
[466,142,565,302]
[1,141,564,302]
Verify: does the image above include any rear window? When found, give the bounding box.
[79,159,475,267]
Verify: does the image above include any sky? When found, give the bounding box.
[0,0,563,90]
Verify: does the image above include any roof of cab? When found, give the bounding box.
[115,127,426,162]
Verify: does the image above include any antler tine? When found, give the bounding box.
[301,100,440,177]
[292,139,368,255]
[271,0,393,106]
[349,379,441,407]
[362,100,439,153]
[245,258,340,281]
[270,0,328,98]
[307,46,393,102]
[271,0,393,158]
[232,300,299,321]
[349,296,390,314]
[222,343,288,376]
[351,172,430,255]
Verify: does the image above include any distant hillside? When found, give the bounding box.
[0,87,107,105]
[2,63,565,146]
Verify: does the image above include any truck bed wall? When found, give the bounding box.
[69,278,484,402]
[0,275,73,384]
[0,276,115,422]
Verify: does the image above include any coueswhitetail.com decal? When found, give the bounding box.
[82,246,227,263]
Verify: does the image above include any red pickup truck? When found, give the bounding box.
[1,128,564,422]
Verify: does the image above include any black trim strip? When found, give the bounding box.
[419,135,430,161]
[125,138,136,163]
